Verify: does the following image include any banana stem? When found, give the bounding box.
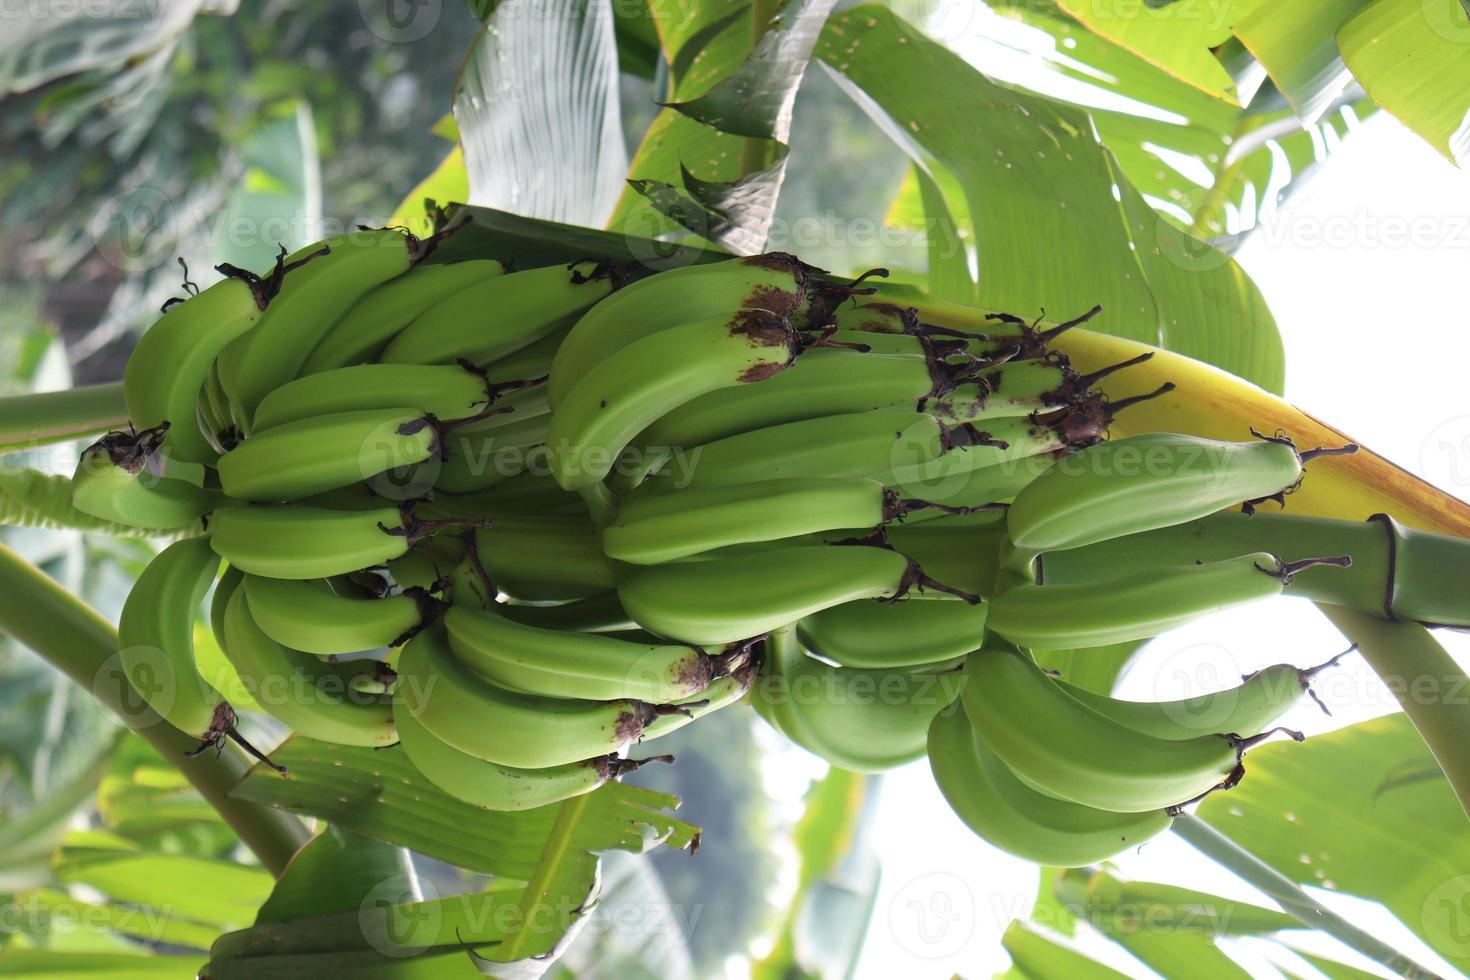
[1317,604,1470,820]
[0,543,309,876]
[0,382,129,452]
[1171,814,1441,980]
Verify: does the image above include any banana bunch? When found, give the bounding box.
[99,235,1367,831]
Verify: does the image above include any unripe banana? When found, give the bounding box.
[1057,657,1335,740]
[885,518,1008,599]
[926,352,1124,423]
[443,605,739,702]
[654,411,976,491]
[471,517,615,601]
[603,477,969,565]
[497,593,636,633]
[617,543,977,644]
[987,552,1350,649]
[480,321,571,383]
[1005,432,1335,554]
[227,229,429,422]
[886,452,1059,517]
[799,597,989,669]
[547,311,800,491]
[961,646,1287,812]
[749,629,962,771]
[216,408,439,502]
[124,267,275,463]
[302,259,506,372]
[395,627,664,769]
[635,348,978,452]
[210,504,483,580]
[242,574,431,655]
[71,429,215,530]
[252,363,495,430]
[380,261,612,367]
[392,697,640,811]
[435,410,549,493]
[221,588,396,746]
[927,704,1171,866]
[117,536,227,738]
[548,253,812,407]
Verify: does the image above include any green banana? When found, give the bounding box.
[221,588,397,746]
[252,363,497,430]
[226,229,429,422]
[379,261,613,367]
[124,264,276,462]
[71,429,215,530]
[987,552,1351,649]
[548,253,813,407]
[443,605,741,702]
[961,646,1292,812]
[434,410,549,493]
[302,259,507,372]
[471,517,616,601]
[209,504,486,580]
[885,518,1008,599]
[799,597,989,668]
[117,536,227,738]
[617,543,978,644]
[242,574,431,655]
[392,697,653,811]
[602,477,972,565]
[635,347,981,452]
[1057,654,1343,740]
[887,452,1060,516]
[749,628,962,771]
[216,408,439,501]
[395,627,670,768]
[496,593,636,633]
[480,321,571,383]
[927,704,1172,865]
[547,310,800,491]
[1005,431,1354,554]
[653,411,985,491]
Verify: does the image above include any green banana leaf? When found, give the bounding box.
[608,0,839,252]
[816,4,1285,394]
[1337,0,1470,164]
[0,949,202,979]
[454,0,629,228]
[53,830,272,931]
[1199,713,1470,974]
[231,736,699,961]
[999,920,1132,979]
[1046,0,1248,103]
[967,0,1373,241]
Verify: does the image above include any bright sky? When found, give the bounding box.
[754,112,1470,979]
